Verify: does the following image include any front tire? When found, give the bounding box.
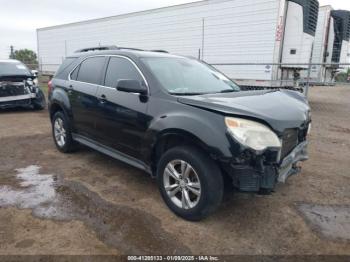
[157,146,224,221]
[32,88,46,110]
[52,111,78,153]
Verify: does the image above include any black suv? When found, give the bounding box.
[48,48,311,221]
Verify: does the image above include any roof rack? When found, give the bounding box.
[118,47,144,51]
[75,45,169,54]
[75,45,119,53]
[149,50,169,53]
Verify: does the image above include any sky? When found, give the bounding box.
[0,0,350,59]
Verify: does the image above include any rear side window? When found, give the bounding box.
[76,57,106,85]
[55,57,76,78]
[70,65,80,80]
[104,57,143,88]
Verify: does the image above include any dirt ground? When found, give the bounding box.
[0,86,349,256]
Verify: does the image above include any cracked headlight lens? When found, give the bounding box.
[225,117,281,151]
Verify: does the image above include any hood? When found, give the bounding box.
[177,90,310,133]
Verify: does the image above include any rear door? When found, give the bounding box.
[95,56,150,159]
[69,56,107,138]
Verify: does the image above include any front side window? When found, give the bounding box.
[141,57,240,95]
[104,57,144,88]
[76,57,106,85]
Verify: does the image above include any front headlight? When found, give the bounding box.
[225,117,281,151]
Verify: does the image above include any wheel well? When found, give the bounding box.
[151,133,212,173]
[151,133,232,185]
[50,103,64,120]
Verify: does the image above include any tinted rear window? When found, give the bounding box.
[70,65,80,80]
[54,57,77,79]
[77,57,106,85]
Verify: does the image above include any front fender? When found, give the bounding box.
[142,108,234,165]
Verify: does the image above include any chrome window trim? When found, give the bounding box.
[68,54,150,94]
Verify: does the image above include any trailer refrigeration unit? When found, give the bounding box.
[304,7,350,84]
[331,10,350,74]
[37,0,319,87]
[302,5,335,84]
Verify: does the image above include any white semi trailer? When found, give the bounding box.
[37,0,319,87]
[331,10,350,77]
[304,7,350,84]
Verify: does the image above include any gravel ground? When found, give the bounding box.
[0,85,349,255]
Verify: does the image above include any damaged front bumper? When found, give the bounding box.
[0,82,38,109]
[0,93,37,108]
[0,93,36,102]
[278,141,308,183]
[227,141,309,192]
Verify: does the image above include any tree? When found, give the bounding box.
[335,68,350,82]
[10,49,38,68]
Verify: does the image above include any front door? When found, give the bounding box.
[95,56,150,159]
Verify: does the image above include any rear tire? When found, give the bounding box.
[157,146,224,221]
[52,111,78,153]
[32,88,46,110]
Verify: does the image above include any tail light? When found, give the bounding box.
[48,80,53,94]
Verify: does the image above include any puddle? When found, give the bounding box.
[0,166,57,208]
[0,165,190,254]
[297,203,350,241]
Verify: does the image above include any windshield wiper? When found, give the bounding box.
[171,92,208,96]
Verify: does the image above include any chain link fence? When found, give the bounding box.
[30,61,350,97]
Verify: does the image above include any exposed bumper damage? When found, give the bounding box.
[226,141,309,193]
[278,141,308,183]
[0,80,39,109]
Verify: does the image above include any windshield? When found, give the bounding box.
[0,61,31,77]
[141,57,240,95]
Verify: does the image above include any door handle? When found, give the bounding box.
[67,85,74,94]
[99,94,107,104]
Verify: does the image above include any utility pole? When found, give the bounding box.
[201,18,205,60]
[10,45,15,59]
[305,43,314,98]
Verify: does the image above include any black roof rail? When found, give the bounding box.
[75,45,119,53]
[150,50,169,53]
[74,46,169,54]
[118,47,145,51]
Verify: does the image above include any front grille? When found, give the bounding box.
[281,129,299,159]
[0,83,28,97]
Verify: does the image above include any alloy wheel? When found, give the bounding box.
[54,117,66,147]
[163,160,201,210]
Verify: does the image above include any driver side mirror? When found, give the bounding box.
[116,79,147,95]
